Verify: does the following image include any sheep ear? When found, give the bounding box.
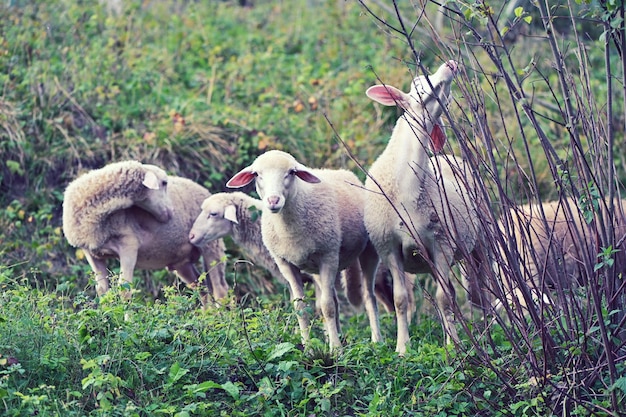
[227,169,257,188]
[366,84,407,107]
[223,205,238,224]
[142,171,161,190]
[429,122,447,153]
[294,169,321,184]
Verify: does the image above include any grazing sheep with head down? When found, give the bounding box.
[188,191,415,316]
[62,160,228,304]
[226,150,382,350]
[498,197,626,309]
[364,60,490,354]
[189,191,284,283]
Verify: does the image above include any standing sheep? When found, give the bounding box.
[188,191,415,316]
[498,197,626,309]
[226,150,382,350]
[363,60,489,354]
[62,160,228,304]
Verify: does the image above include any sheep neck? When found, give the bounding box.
[391,113,434,195]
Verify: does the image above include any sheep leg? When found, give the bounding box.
[432,258,460,345]
[84,251,110,295]
[118,253,139,300]
[358,241,382,343]
[332,274,341,335]
[275,258,311,345]
[386,252,411,355]
[202,243,229,301]
[173,262,211,306]
[208,262,228,300]
[118,237,141,300]
[318,262,342,350]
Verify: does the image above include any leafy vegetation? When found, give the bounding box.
[1,0,626,415]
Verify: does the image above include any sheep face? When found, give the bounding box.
[227,150,321,214]
[366,60,458,152]
[135,164,173,222]
[189,196,237,247]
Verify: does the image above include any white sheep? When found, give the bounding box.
[188,191,415,316]
[498,197,626,309]
[189,191,285,283]
[225,150,382,350]
[62,160,229,304]
[363,61,490,354]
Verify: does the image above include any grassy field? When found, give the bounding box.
[1,0,625,415]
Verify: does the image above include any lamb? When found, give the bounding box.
[188,191,286,284]
[497,197,626,309]
[225,150,382,350]
[363,60,490,354]
[188,191,414,316]
[62,160,229,304]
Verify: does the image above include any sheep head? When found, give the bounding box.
[189,194,238,246]
[226,150,321,214]
[365,60,458,152]
[134,164,173,223]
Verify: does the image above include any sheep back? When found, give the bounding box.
[63,160,170,250]
[506,197,626,289]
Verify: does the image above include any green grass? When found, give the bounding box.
[0,273,531,416]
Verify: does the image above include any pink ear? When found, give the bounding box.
[429,124,447,153]
[365,85,406,107]
[226,170,257,188]
[294,170,321,184]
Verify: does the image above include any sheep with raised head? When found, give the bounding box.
[225,150,382,350]
[498,197,626,309]
[188,191,415,316]
[363,60,490,354]
[62,160,228,304]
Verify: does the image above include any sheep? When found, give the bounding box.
[188,191,415,316]
[62,160,229,304]
[188,191,285,284]
[225,150,382,350]
[363,60,490,354]
[497,197,626,310]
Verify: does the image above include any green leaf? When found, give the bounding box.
[266,342,295,361]
[515,7,524,18]
[523,16,532,24]
[134,351,152,361]
[611,377,626,394]
[6,160,23,176]
[168,362,189,385]
[189,381,222,394]
[221,381,240,400]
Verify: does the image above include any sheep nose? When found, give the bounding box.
[266,195,283,213]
